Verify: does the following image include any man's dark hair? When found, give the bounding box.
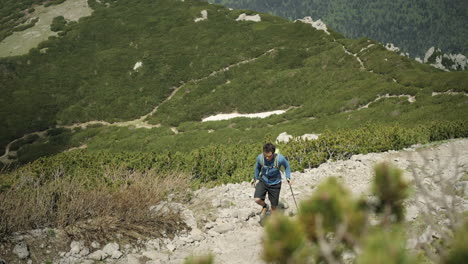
[263,143,276,153]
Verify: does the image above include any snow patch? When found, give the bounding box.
[235,13,261,22]
[194,10,208,22]
[133,61,143,70]
[295,16,330,35]
[202,110,286,122]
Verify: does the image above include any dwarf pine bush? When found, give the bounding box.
[297,177,367,243]
[183,254,214,264]
[442,221,468,264]
[356,226,417,264]
[263,214,309,264]
[372,162,409,222]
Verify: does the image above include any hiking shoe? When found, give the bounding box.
[260,204,270,216]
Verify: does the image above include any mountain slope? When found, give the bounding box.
[0,0,467,166]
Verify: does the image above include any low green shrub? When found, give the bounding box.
[50,16,66,32]
[3,121,466,190]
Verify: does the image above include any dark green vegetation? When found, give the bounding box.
[1,0,467,166]
[50,16,67,32]
[2,121,466,191]
[210,0,468,58]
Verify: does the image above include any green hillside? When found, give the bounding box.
[0,0,467,244]
[210,0,468,58]
[0,0,467,169]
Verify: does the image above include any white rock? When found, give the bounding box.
[145,239,161,251]
[125,254,142,264]
[235,13,261,22]
[103,242,120,255]
[133,61,143,71]
[295,16,330,35]
[111,250,123,259]
[79,260,94,264]
[207,230,219,237]
[13,242,29,260]
[88,250,107,261]
[142,250,170,261]
[166,243,176,252]
[91,241,100,249]
[213,223,235,234]
[276,132,293,143]
[301,134,320,141]
[194,10,208,22]
[79,247,90,257]
[204,222,215,229]
[69,241,83,255]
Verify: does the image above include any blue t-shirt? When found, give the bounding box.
[254,153,291,185]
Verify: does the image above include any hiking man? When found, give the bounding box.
[253,143,291,215]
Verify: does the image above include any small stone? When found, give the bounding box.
[126,254,142,264]
[103,242,120,255]
[80,247,90,257]
[142,250,169,261]
[213,223,235,234]
[204,222,215,229]
[176,239,187,247]
[166,243,176,252]
[70,241,83,255]
[13,242,29,260]
[111,250,123,259]
[91,241,100,249]
[207,230,219,237]
[88,250,107,261]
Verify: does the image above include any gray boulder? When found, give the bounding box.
[13,242,29,260]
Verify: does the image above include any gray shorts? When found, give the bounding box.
[254,180,281,207]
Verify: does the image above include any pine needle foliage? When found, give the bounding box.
[297,177,367,243]
[263,213,310,264]
[356,225,418,264]
[372,162,409,223]
[184,254,214,264]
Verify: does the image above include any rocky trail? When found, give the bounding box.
[2,139,467,264]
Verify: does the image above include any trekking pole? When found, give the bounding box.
[288,180,298,210]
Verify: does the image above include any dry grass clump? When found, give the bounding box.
[0,166,191,242]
